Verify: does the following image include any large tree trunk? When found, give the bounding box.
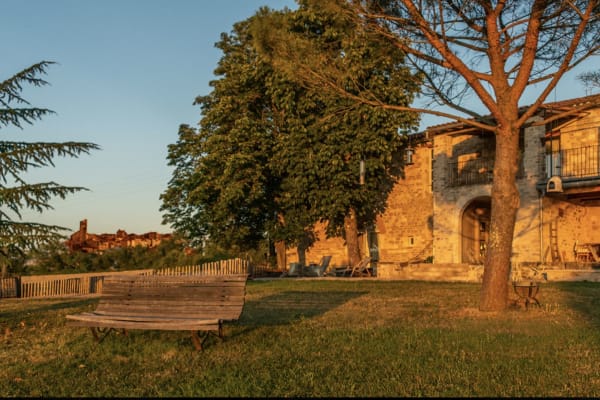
[275,240,287,270]
[344,208,362,267]
[297,242,307,267]
[479,126,521,311]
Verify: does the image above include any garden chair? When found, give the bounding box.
[305,256,332,277]
[336,257,372,277]
[281,262,302,277]
[350,257,372,277]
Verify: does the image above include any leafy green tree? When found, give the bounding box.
[162,10,320,264]
[26,233,211,275]
[254,0,421,266]
[162,4,420,267]
[0,61,99,277]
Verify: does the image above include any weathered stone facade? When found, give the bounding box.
[374,142,433,264]
[286,94,600,270]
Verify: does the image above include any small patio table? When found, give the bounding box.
[513,281,541,309]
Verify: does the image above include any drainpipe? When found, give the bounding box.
[539,193,544,265]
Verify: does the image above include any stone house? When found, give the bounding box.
[286,94,600,271]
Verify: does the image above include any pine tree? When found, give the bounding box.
[0,61,99,277]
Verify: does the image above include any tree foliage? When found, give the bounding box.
[162,13,301,253]
[296,1,600,128]
[0,61,99,276]
[161,4,420,265]
[255,0,421,264]
[20,234,216,276]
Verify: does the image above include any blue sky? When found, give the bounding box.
[3,0,295,235]
[3,0,598,236]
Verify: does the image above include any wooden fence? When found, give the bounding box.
[1,277,18,298]
[0,258,250,299]
[18,270,153,299]
[149,258,249,276]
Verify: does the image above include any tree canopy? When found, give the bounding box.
[161,13,302,254]
[255,0,421,265]
[0,61,99,277]
[161,3,420,265]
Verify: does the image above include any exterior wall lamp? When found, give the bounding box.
[404,146,415,165]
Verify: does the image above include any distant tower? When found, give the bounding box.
[80,219,88,241]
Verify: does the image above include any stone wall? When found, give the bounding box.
[286,143,434,268]
[540,109,600,263]
[431,121,547,264]
[285,222,351,268]
[374,143,433,263]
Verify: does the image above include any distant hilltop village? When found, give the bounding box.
[66,219,173,253]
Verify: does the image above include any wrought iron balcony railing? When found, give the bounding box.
[547,144,600,179]
[447,157,494,187]
[447,156,525,187]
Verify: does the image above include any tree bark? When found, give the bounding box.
[479,125,521,311]
[344,208,362,267]
[275,240,287,270]
[297,243,307,267]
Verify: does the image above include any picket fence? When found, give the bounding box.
[0,258,250,299]
[148,258,249,276]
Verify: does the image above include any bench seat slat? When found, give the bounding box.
[94,306,243,314]
[96,298,245,307]
[92,310,242,319]
[98,294,246,302]
[67,315,220,331]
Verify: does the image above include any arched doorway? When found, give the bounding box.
[461,197,491,264]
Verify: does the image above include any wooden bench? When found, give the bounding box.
[66,274,248,350]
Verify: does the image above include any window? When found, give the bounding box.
[545,131,561,178]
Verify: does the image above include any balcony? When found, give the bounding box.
[448,156,524,187]
[547,144,600,179]
[448,157,494,187]
[540,144,600,197]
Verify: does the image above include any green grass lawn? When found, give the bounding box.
[2,278,600,397]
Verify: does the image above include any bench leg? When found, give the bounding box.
[90,327,127,343]
[190,322,224,351]
[191,331,207,351]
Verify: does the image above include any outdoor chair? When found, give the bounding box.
[350,257,372,277]
[305,256,332,277]
[336,257,372,277]
[281,262,302,277]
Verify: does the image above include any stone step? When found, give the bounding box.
[377,263,483,282]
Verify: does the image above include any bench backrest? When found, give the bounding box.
[96,274,248,321]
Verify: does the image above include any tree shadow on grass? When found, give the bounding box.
[0,297,98,322]
[553,281,600,328]
[238,290,367,327]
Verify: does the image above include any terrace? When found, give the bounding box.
[538,143,600,195]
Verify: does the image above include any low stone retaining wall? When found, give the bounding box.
[543,269,600,282]
[377,262,600,283]
[377,263,483,282]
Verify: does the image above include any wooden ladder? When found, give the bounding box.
[549,221,562,264]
